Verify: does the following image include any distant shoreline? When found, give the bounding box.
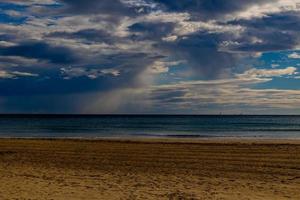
[0,114,300,117]
[1,137,300,144]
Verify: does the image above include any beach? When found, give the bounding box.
[0,139,300,199]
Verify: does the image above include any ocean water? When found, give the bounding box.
[0,115,300,139]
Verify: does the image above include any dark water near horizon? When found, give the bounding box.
[0,115,300,139]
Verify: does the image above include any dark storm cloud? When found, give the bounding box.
[1,0,300,113]
[59,0,131,15]
[1,1,299,81]
[0,75,117,96]
[156,32,238,78]
[0,34,16,41]
[234,12,300,31]
[47,29,118,44]
[228,31,298,52]
[153,0,275,20]
[125,20,240,78]
[96,52,163,76]
[128,22,175,41]
[225,12,300,53]
[0,41,78,64]
[0,52,159,96]
[56,0,155,18]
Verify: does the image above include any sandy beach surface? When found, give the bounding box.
[0,138,300,200]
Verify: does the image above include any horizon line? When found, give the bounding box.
[0,114,299,116]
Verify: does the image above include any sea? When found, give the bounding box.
[0,115,300,139]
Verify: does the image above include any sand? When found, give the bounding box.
[0,138,300,200]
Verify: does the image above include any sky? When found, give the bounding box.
[0,0,300,114]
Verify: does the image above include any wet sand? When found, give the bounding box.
[0,138,300,200]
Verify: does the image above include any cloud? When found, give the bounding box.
[3,10,24,18]
[0,70,38,79]
[154,67,298,88]
[147,60,184,74]
[128,21,176,41]
[0,0,57,5]
[237,66,297,79]
[229,0,300,20]
[271,64,280,68]
[0,41,78,64]
[156,32,240,78]
[47,29,119,45]
[223,12,300,53]
[0,0,300,113]
[144,67,300,113]
[288,52,300,59]
[61,67,120,79]
[0,56,40,67]
[153,0,276,20]
[55,0,154,18]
